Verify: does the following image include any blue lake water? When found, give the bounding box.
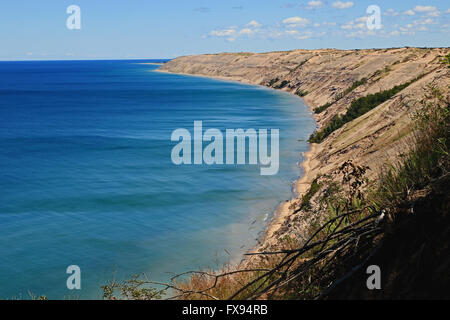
[0,60,316,299]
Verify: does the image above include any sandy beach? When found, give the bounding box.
[261,143,320,249]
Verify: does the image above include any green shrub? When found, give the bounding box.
[314,102,333,114]
[268,78,279,87]
[274,80,290,89]
[296,89,308,97]
[300,176,321,210]
[441,53,450,67]
[309,75,424,143]
[314,78,367,114]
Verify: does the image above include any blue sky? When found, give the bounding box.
[0,0,449,60]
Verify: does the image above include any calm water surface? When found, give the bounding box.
[0,60,315,299]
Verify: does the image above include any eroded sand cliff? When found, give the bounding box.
[158,47,450,252]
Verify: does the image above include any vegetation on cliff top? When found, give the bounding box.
[441,53,450,67]
[309,75,424,143]
[314,77,368,114]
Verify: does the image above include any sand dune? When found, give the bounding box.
[159,47,450,251]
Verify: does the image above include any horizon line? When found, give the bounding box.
[2,45,449,62]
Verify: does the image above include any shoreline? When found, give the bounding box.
[155,65,320,255]
[258,143,319,250]
[154,68,263,86]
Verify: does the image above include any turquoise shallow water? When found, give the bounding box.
[0,60,316,299]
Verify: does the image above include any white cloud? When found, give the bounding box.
[355,16,368,23]
[346,30,368,38]
[341,24,353,30]
[246,20,262,28]
[398,24,427,33]
[401,6,440,18]
[239,28,254,35]
[208,19,263,41]
[296,31,313,40]
[403,10,415,16]
[415,18,435,25]
[414,6,437,13]
[208,19,317,42]
[282,16,311,27]
[390,30,400,36]
[264,28,324,40]
[306,1,323,9]
[413,5,440,17]
[341,17,367,31]
[384,9,399,17]
[398,24,416,35]
[209,28,236,37]
[427,11,441,17]
[284,30,299,36]
[332,1,354,9]
[446,9,450,14]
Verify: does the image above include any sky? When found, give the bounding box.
[0,0,449,60]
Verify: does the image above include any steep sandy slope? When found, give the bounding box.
[158,47,450,250]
